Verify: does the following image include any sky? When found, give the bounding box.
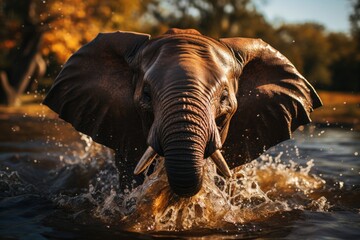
[256,0,353,33]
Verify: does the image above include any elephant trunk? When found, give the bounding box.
[163,132,206,197]
[160,95,210,197]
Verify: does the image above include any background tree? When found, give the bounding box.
[146,0,277,40]
[274,23,332,89]
[348,0,360,92]
[350,0,360,42]
[327,32,359,91]
[0,0,48,105]
[0,0,150,105]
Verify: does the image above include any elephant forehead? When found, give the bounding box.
[163,35,231,65]
[142,35,235,86]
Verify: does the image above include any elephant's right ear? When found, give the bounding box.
[219,37,322,167]
[43,31,150,150]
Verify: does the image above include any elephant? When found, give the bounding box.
[43,28,322,197]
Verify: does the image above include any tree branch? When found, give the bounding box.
[0,71,17,105]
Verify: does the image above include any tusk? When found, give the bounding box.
[134,146,158,175]
[210,150,232,178]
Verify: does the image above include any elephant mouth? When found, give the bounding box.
[134,146,232,178]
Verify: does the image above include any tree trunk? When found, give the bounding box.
[0,71,17,105]
[0,0,46,106]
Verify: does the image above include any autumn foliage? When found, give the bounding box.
[40,0,150,62]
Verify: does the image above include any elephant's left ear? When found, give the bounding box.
[43,31,150,150]
[219,37,322,167]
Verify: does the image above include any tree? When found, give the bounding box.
[349,0,360,92]
[146,0,276,39]
[41,0,151,63]
[274,23,332,89]
[0,0,47,105]
[350,0,360,42]
[0,0,150,105]
[327,32,359,91]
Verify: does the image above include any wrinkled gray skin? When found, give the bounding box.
[44,28,322,197]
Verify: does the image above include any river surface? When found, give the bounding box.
[0,109,359,239]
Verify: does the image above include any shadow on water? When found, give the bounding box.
[0,107,360,239]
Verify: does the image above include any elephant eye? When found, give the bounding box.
[220,89,229,106]
[142,84,152,103]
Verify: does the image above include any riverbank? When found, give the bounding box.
[311,91,360,130]
[0,91,359,130]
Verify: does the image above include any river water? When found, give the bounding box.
[0,109,359,239]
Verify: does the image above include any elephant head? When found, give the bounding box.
[43,28,322,197]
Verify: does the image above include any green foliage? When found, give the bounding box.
[348,0,360,92]
[146,0,275,39]
[327,32,359,91]
[274,24,332,88]
[350,0,360,41]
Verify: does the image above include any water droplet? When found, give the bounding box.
[11,126,20,132]
[317,130,325,136]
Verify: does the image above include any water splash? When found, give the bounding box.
[117,153,326,232]
[59,142,327,232]
[0,132,329,233]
